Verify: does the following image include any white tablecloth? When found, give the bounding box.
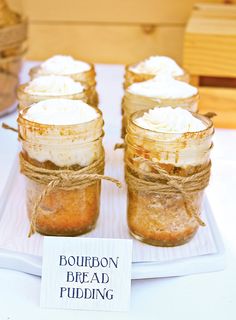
[0,62,235,320]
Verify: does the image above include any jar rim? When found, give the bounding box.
[17,103,103,129]
[29,62,94,77]
[127,63,187,77]
[125,89,199,102]
[17,81,85,98]
[128,108,213,137]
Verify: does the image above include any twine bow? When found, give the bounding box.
[2,123,122,236]
[125,156,211,226]
[19,153,121,237]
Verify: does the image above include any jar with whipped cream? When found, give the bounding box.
[17,75,89,109]
[124,56,189,88]
[122,75,199,137]
[29,55,98,107]
[125,106,214,246]
[17,99,104,236]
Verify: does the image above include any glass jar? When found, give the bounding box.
[124,65,190,89]
[29,63,98,107]
[125,110,214,246]
[121,90,199,137]
[17,106,104,236]
[17,82,90,110]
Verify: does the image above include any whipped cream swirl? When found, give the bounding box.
[130,56,184,77]
[134,106,205,133]
[21,99,102,167]
[24,99,98,125]
[40,55,91,75]
[25,75,84,96]
[127,75,198,99]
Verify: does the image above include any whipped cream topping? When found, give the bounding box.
[133,107,211,167]
[21,99,102,167]
[129,56,184,77]
[24,99,98,125]
[127,75,198,99]
[134,106,205,133]
[24,75,84,96]
[40,55,91,75]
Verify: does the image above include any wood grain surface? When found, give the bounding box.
[7,0,233,63]
[8,0,230,24]
[26,23,185,64]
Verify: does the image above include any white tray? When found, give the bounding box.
[0,141,225,280]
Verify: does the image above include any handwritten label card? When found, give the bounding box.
[40,237,133,312]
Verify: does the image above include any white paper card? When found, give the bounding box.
[40,237,133,312]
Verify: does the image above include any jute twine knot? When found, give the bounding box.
[114,142,125,150]
[19,153,122,237]
[2,122,18,132]
[125,156,211,226]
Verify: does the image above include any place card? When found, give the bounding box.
[40,237,133,312]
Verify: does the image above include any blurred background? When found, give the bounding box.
[2,0,236,128]
[7,0,235,64]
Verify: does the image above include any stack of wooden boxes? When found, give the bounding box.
[183,3,236,128]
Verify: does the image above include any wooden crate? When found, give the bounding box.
[27,24,185,65]
[183,3,236,128]
[7,0,233,64]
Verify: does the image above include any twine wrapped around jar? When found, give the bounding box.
[0,0,27,116]
[3,101,121,238]
[125,155,211,226]
[19,152,121,237]
[124,109,214,246]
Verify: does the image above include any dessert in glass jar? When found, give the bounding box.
[124,55,189,88]
[29,55,98,107]
[122,75,199,137]
[125,106,214,246]
[17,99,104,236]
[17,75,89,109]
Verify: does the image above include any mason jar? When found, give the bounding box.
[122,80,199,137]
[124,64,189,89]
[29,62,98,107]
[17,77,89,110]
[17,99,104,236]
[125,109,214,246]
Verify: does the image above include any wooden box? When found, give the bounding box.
[8,0,231,65]
[183,3,236,128]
